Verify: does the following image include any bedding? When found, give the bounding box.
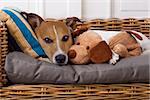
[5,52,149,84]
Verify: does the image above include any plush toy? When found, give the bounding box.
[68,30,142,65]
[127,30,150,55]
[68,30,113,64]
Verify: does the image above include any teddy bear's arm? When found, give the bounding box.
[128,47,142,56]
[112,43,130,57]
[126,43,142,56]
[127,43,140,51]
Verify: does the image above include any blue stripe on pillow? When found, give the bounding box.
[2,9,46,56]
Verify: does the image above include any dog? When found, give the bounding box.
[21,12,73,65]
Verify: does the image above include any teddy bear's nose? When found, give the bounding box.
[68,50,76,59]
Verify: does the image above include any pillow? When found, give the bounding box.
[5,52,149,84]
[0,8,46,58]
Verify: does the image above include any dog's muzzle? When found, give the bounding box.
[55,54,67,64]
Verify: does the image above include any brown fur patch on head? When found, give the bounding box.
[35,21,73,61]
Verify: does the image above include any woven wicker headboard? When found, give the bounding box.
[77,18,150,39]
[0,21,8,86]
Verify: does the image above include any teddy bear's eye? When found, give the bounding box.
[76,42,80,45]
[44,37,53,44]
[86,46,90,50]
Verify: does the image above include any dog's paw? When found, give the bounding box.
[109,59,117,65]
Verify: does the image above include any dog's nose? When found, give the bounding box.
[68,50,76,59]
[55,54,66,64]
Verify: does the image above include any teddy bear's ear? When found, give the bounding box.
[89,41,112,63]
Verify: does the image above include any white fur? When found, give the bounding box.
[52,25,68,64]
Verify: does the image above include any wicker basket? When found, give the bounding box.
[105,18,122,31]
[0,21,8,87]
[84,19,106,30]
[122,18,141,32]
[0,84,150,99]
[138,19,150,39]
[0,18,149,99]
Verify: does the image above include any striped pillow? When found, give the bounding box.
[0,8,46,58]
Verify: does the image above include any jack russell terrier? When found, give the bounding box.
[21,12,73,65]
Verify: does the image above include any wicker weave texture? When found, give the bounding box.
[83,18,150,38]
[0,21,8,87]
[0,18,150,99]
[0,83,150,100]
[138,18,150,38]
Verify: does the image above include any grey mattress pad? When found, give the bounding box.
[5,52,150,84]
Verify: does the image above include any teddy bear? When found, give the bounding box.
[68,30,142,65]
[68,30,113,64]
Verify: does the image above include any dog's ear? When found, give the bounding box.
[89,41,112,63]
[70,26,88,44]
[21,12,44,31]
[66,17,81,27]
[65,17,89,40]
[72,27,88,38]
[66,17,82,31]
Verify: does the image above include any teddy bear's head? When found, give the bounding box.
[68,30,112,64]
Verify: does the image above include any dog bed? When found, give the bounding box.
[5,51,149,84]
[1,18,150,99]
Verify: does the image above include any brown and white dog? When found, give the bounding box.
[21,12,73,65]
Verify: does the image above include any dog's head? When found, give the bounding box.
[22,12,73,65]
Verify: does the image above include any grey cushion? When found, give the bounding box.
[5,52,150,84]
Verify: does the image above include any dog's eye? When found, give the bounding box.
[62,35,69,41]
[44,37,53,44]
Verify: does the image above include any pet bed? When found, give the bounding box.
[0,18,150,99]
[4,51,149,84]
